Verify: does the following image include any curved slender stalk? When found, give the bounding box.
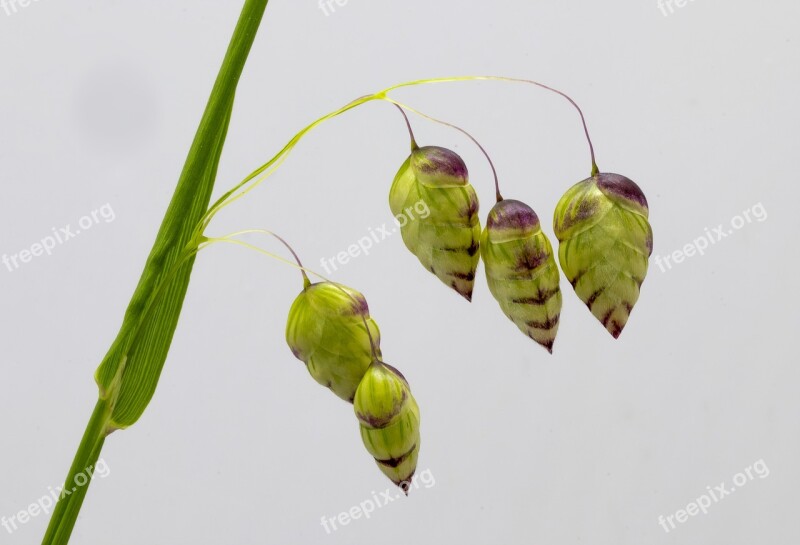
[392,104,419,151]
[382,75,599,176]
[218,229,311,287]
[204,234,381,361]
[385,98,503,202]
[197,94,380,233]
[200,75,599,233]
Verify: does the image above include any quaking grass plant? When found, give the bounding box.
[43,2,654,542]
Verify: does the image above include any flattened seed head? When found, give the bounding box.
[553,173,653,338]
[389,146,482,301]
[354,361,421,490]
[286,282,380,402]
[481,199,562,353]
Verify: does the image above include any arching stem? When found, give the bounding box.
[384,76,600,177]
[196,93,381,235]
[204,234,381,362]
[219,229,311,287]
[198,75,602,237]
[393,104,419,151]
[385,98,503,202]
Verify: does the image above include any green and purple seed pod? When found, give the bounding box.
[389,146,481,301]
[481,199,562,353]
[354,361,420,492]
[286,282,381,403]
[553,173,653,338]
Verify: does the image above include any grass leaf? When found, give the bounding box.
[42,2,270,543]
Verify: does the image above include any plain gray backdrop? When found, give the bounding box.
[1,0,798,543]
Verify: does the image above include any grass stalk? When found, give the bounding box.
[41,1,270,543]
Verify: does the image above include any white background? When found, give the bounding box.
[1,0,798,543]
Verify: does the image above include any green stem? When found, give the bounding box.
[384,98,503,201]
[203,235,382,361]
[197,94,379,232]
[42,1,270,543]
[41,399,110,545]
[200,76,601,229]
[383,75,600,176]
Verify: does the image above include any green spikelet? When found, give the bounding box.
[481,199,562,353]
[354,361,420,491]
[286,282,381,403]
[389,145,481,301]
[553,173,653,338]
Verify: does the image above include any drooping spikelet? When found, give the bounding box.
[481,199,562,353]
[286,282,381,403]
[389,146,481,301]
[354,361,420,491]
[553,173,653,338]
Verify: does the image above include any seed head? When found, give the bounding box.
[481,199,562,353]
[389,146,481,301]
[286,282,381,402]
[553,173,653,338]
[354,361,421,491]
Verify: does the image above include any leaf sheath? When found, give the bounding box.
[42,2,270,543]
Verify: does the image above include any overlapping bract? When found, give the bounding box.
[481,199,562,352]
[389,146,481,301]
[553,173,653,338]
[354,362,421,490]
[286,282,380,403]
[286,282,420,490]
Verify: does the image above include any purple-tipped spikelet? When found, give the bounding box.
[286,282,381,402]
[553,173,653,338]
[481,199,562,352]
[389,146,481,301]
[354,362,421,491]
